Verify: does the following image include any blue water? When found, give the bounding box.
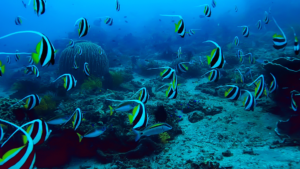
[1,0,300,168]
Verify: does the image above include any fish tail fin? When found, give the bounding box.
[31,53,39,64]
[77,133,83,142]
[133,129,142,142]
[109,105,114,115]
[22,135,28,144]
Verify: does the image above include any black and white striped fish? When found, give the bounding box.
[34,0,46,16]
[31,35,56,67]
[0,119,36,169]
[291,27,299,55]
[0,31,56,67]
[10,94,41,110]
[234,36,239,46]
[133,87,150,104]
[211,0,216,8]
[77,45,82,55]
[239,54,244,64]
[116,0,120,11]
[174,18,186,37]
[23,119,52,145]
[75,18,90,38]
[269,73,278,94]
[166,84,178,99]
[27,56,34,64]
[98,46,103,55]
[177,47,182,58]
[234,68,244,83]
[6,55,10,64]
[71,108,83,131]
[15,16,22,25]
[238,26,249,37]
[202,69,220,82]
[204,40,225,69]
[128,100,148,131]
[246,53,255,64]
[188,29,195,36]
[15,50,20,62]
[83,62,90,76]
[247,75,265,99]
[236,49,243,58]
[272,17,287,50]
[24,65,40,78]
[0,61,5,77]
[264,11,269,24]
[224,85,241,100]
[160,67,175,80]
[52,74,77,91]
[160,15,186,37]
[242,90,256,111]
[104,17,113,26]
[68,39,75,48]
[176,62,189,74]
[290,91,299,111]
[73,55,79,70]
[256,20,262,30]
[197,4,211,17]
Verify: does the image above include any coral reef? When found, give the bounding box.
[34,94,57,118]
[80,76,102,92]
[159,132,171,144]
[59,42,109,81]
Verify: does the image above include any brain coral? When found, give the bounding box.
[58,42,109,81]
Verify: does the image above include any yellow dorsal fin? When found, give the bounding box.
[224,88,233,97]
[77,133,83,142]
[211,48,216,57]
[138,91,142,100]
[160,69,167,76]
[22,135,28,144]
[182,64,188,70]
[243,96,247,106]
[1,65,5,74]
[63,77,67,89]
[175,20,182,32]
[72,113,77,128]
[206,55,212,65]
[24,98,29,109]
[254,80,261,96]
[0,146,25,162]
[166,86,171,97]
[128,105,138,124]
[208,71,212,80]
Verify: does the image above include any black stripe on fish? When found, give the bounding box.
[226,86,241,100]
[177,19,185,38]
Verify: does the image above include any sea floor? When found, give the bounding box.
[52,72,300,169]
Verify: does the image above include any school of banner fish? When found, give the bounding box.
[0,0,299,168]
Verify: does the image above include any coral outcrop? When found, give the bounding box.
[59,42,109,81]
